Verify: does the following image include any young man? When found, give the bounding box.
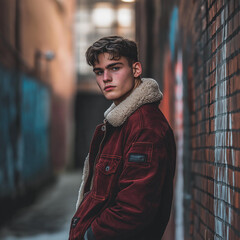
[69,36,176,240]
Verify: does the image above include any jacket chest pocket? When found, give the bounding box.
[92,156,120,200]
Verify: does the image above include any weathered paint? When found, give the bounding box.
[169,6,179,60]
[21,75,50,180]
[214,4,234,239]
[174,50,184,240]
[0,65,51,198]
[0,67,17,196]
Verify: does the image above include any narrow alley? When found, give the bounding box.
[0,171,81,240]
[0,0,239,240]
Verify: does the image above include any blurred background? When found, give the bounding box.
[0,0,239,240]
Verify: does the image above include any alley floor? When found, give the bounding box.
[0,171,82,240]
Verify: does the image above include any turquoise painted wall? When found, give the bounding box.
[0,65,51,198]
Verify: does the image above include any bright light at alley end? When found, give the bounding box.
[117,7,132,27]
[92,3,115,28]
[121,0,135,2]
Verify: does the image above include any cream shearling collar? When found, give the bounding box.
[104,78,163,127]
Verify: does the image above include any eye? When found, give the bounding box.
[94,71,103,76]
[111,66,120,71]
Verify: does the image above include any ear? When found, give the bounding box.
[132,62,142,78]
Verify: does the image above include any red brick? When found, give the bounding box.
[231,94,238,112]
[212,20,216,37]
[238,52,240,70]
[234,36,239,58]
[227,39,232,57]
[228,168,233,186]
[209,103,215,118]
[233,75,240,94]
[228,0,235,16]
[226,40,232,58]
[232,111,240,131]
[227,148,235,167]
[235,150,240,168]
[234,191,240,209]
[207,229,214,240]
[210,71,216,88]
[231,37,236,55]
[216,0,222,13]
[228,18,233,36]
[229,225,236,240]
[227,60,231,77]
[237,92,240,110]
[212,57,216,71]
[229,58,234,75]
[232,131,239,149]
[233,12,238,32]
[234,171,240,189]
[216,15,221,30]
[212,3,217,18]
[232,56,238,74]
[208,4,213,22]
[239,11,240,27]
[232,211,240,235]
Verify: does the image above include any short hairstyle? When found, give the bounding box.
[85,36,139,66]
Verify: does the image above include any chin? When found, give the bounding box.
[104,93,119,102]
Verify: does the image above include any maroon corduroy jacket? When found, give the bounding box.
[69,78,176,240]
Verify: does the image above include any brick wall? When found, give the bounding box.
[178,0,240,239]
[136,0,240,239]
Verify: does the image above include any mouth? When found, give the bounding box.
[104,86,115,91]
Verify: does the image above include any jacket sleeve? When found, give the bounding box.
[90,128,176,240]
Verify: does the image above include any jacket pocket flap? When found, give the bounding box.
[96,158,119,175]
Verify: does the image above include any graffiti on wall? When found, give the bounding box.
[168,6,185,240]
[174,50,184,240]
[0,65,51,198]
[214,4,234,239]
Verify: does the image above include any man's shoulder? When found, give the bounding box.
[126,102,171,137]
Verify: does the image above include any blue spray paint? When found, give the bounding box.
[169,6,179,60]
[0,65,51,198]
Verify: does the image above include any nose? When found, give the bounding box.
[103,70,111,82]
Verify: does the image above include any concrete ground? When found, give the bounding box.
[0,171,82,240]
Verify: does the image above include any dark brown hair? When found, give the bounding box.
[85,36,139,66]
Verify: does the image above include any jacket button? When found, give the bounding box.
[101,125,106,131]
[105,166,110,171]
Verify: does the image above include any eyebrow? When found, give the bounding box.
[93,62,123,72]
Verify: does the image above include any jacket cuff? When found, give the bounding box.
[84,226,96,240]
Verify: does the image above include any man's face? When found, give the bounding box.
[93,53,142,105]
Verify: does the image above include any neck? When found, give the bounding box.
[134,78,142,89]
[114,78,142,106]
